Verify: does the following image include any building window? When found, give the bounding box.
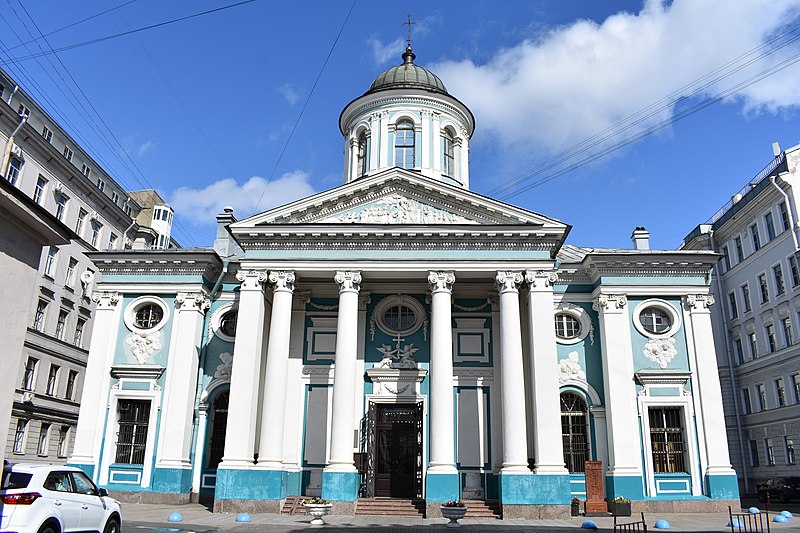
[765,212,776,241]
[776,378,786,407]
[41,125,52,143]
[135,304,164,330]
[787,436,796,465]
[442,129,455,177]
[734,337,744,365]
[741,388,752,414]
[44,246,58,278]
[751,224,761,251]
[758,274,769,303]
[721,245,731,271]
[220,311,238,338]
[0,84,4,99]
[65,370,78,401]
[115,399,151,464]
[560,392,589,473]
[779,202,790,232]
[727,292,738,319]
[33,175,48,204]
[794,374,800,403]
[766,324,777,353]
[33,299,47,331]
[554,314,581,339]
[383,305,415,332]
[394,120,415,169]
[81,164,92,178]
[734,236,744,263]
[757,383,767,410]
[55,310,67,341]
[765,438,776,466]
[124,203,132,216]
[55,193,68,221]
[38,423,50,456]
[6,156,22,185]
[356,131,368,177]
[57,426,70,458]
[749,440,760,467]
[65,257,77,287]
[96,179,105,191]
[90,221,102,248]
[790,256,800,287]
[74,318,86,347]
[749,332,758,359]
[640,307,671,335]
[649,407,686,473]
[108,233,118,250]
[741,283,751,312]
[21,357,38,390]
[63,146,73,161]
[17,103,30,117]
[13,419,27,454]
[774,264,785,295]
[783,317,794,347]
[75,208,87,237]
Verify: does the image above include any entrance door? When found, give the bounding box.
[374,404,418,497]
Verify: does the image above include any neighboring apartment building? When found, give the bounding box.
[0,68,176,464]
[682,142,800,494]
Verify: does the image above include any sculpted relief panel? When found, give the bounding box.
[319,194,474,224]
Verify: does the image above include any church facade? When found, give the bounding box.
[68,47,740,517]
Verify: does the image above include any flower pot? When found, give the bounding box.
[571,502,580,516]
[303,503,332,525]
[440,506,467,528]
[609,501,631,517]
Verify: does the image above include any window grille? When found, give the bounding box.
[648,407,686,473]
[561,392,589,473]
[115,400,151,464]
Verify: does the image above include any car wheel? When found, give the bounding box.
[103,517,120,533]
[38,520,60,533]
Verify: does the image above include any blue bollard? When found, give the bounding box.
[773,515,789,523]
[781,510,793,518]
[235,513,251,523]
[727,518,743,529]
[748,507,761,514]
[654,519,670,529]
[167,512,183,522]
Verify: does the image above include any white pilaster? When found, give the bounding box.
[432,112,442,174]
[524,271,568,474]
[379,111,389,169]
[420,109,431,173]
[347,136,358,182]
[325,271,361,472]
[592,293,643,477]
[459,130,470,188]
[157,292,210,468]
[428,271,457,473]
[495,271,530,473]
[683,294,736,477]
[219,270,268,468]
[69,291,121,473]
[256,271,296,469]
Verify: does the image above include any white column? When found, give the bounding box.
[347,136,358,182]
[325,271,361,472]
[683,294,736,477]
[428,271,457,472]
[524,271,568,474]
[70,291,121,473]
[157,292,210,468]
[495,271,529,472]
[219,270,268,468]
[592,293,643,478]
[256,271,296,468]
[369,113,380,172]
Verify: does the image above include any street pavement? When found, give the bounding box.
[122,502,800,532]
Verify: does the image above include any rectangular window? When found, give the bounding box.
[783,317,794,347]
[21,357,38,390]
[774,264,785,295]
[90,221,102,248]
[13,419,27,454]
[776,378,786,407]
[759,273,769,303]
[766,324,777,353]
[111,191,119,205]
[44,246,58,278]
[750,440,760,467]
[17,103,30,117]
[33,176,47,205]
[749,332,758,359]
[735,236,744,263]
[82,164,92,178]
[124,203,132,216]
[41,125,52,143]
[96,179,104,192]
[757,383,767,410]
[728,292,738,319]
[63,146,73,161]
[721,245,731,271]
[115,399,151,464]
[741,388,752,414]
[649,407,686,473]
[74,318,86,347]
[65,257,77,287]
[752,224,761,251]
[787,436,796,465]
[55,310,67,341]
[37,423,50,456]
[794,374,800,403]
[766,212,776,241]
[76,208,87,237]
[57,427,69,458]
[33,299,47,331]
[780,202,790,232]
[741,283,751,312]
[791,255,800,287]
[765,438,776,466]
[108,233,118,251]
[734,337,744,365]
[55,193,68,221]
[65,370,78,400]
[6,156,22,185]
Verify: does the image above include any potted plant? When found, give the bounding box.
[302,497,332,525]
[440,500,467,528]
[571,497,581,516]
[608,495,631,517]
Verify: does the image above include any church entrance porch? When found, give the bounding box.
[365,402,423,500]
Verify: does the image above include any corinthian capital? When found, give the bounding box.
[684,294,714,311]
[91,291,120,308]
[428,271,455,293]
[495,271,523,293]
[524,270,558,289]
[176,292,211,312]
[592,293,627,312]
[334,271,362,292]
[269,270,296,292]
[235,269,268,291]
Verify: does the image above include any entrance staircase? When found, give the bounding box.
[462,499,502,519]
[280,496,307,515]
[355,498,426,517]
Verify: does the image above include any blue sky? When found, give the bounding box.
[2,0,800,249]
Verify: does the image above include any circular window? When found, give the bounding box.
[384,305,416,331]
[632,299,681,339]
[554,314,581,339]
[135,304,163,330]
[219,311,238,338]
[124,296,169,334]
[209,302,238,342]
[373,295,425,336]
[639,307,671,334]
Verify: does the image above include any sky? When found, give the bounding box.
[2,0,800,250]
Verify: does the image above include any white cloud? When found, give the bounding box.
[432,0,800,154]
[123,136,158,156]
[367,35,405,65]
[169,171,315,225]
[278,83,301,105]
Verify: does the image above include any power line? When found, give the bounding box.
[252,0,358,214]
[0,0,258,66]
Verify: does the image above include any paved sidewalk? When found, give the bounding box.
[122,503,800,532]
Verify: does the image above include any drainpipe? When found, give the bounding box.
[709,229,750,493]
[6,85,18,105]
[770,173,800,251]
[0,114,28,178]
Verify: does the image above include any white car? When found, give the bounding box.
[1,462,121,533]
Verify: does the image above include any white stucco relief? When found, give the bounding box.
[125,331,162,364]
[643,337,677,369]
[319,194,474,224]
[557,351,586,384]
[214,352,233,380]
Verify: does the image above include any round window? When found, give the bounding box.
[134,304,164,330]
[384,305,416,332]
[639,307,672,334]
[219,311,238,338]
[554,314,581,339]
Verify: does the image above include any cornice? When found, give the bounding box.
[341,95,472,132]
[85,250,222,278]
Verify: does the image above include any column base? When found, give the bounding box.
[425,471,460,502]
[321,470,359,501]
[215,468,286,501]
[499,472,570,504]
[706,474,740,500]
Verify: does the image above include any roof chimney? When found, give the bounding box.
[631,226,650,251]
[214,206,238,258]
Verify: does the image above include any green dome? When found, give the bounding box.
[368,46,448,95]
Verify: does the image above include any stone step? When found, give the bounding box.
[355,498,426,517]
[280,496,307,515]
[461,499,502,519]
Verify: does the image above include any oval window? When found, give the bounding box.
[639,307,672,334]
[554,314,581,339]
[383,305,416,332]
